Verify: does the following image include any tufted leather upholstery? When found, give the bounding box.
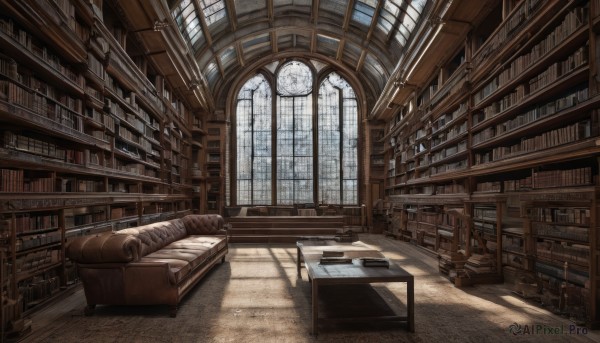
[66,214,228,316]
[117,219,188,257]
[181,214,223,235]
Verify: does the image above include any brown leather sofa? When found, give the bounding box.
[66,214,228,317]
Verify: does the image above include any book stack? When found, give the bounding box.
[361,258,390,268]
[319,250,352,264]
[465,254,495,274]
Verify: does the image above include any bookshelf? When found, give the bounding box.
[380,0,600,327]
[0,0,204,335]
[205,121,225,215]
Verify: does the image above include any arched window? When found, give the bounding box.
[236,74,272,205]
[318,72,358,205]
[276,61,313,205]
[235,61,358,206]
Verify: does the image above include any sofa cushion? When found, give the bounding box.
[182,214,223,235]
[140,235,228,283]
[136,256,191,284]
[118,220,187,256]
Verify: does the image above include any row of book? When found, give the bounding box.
[87,53,105,81]
[536,240,589,267]
[473,86,590,143]
[533,167,592,189]
[11,214,59,234]
[1,15,169,131]
[435,183,466,194]
[431,103,468,133]
[474,120,592,164]
[16,231,62,252]
[529,206,591,225]
[18,273,61,310]
[3,131,85,165]
[1,80,82,133]
[65,212,107,229]
[397,167,592,194]
[430,158,468,176]
[528,46,588,94]
[533,222,589,243]
[0,18,83,87]
[476,181,501,192]
[431,121,467,147]
[474,207,496,219]
[110,206,138,220]
[471,0,544,76]
[535,261,588,287]
[500,7,588,86]
[430,140,467,163]
[86,107,116,133]
[502,235,524,253]
[12,248,60,274]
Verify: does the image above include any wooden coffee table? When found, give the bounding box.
[297,240,415,335]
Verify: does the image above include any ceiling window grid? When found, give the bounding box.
[169,0,431,105]
[172,0,205,51]
[200,0,228,27]
[352,0,377,27]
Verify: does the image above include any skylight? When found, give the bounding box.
[172,0,205,51]
[200,0,227,27]
[219,46,237,71]
[352,0,377,27]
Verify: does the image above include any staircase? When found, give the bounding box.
[226,216,346,243]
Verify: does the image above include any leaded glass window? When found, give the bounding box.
[235,60,358,206]
[200,0,227,27]
[236,74,272,205]
[277,61,313,205]
[172,0,205,52]
[318,72,358,205]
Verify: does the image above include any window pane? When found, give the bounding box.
[236,74,272,205]
[200,0,228,27]
[277,61,313,96]
[235,62,358,206]
[318,72,358,205]
[277,61,313,205]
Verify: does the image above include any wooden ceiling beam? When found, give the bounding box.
[342,0,355,32]
[311,0,320,23]
[336,38,345,61]
[193,0,212,46]
[225,0,237,31]
[366,0,383,41]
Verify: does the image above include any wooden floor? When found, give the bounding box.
[14,234,600,342]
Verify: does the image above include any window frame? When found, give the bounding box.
[233,60,360,206]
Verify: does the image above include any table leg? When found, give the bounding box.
[297,246,301,277]
[312,280,318,335]
[407,278,415,332]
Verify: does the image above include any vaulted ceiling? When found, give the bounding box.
[123,0,431,113]
[120,0,496,119]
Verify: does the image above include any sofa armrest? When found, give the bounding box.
[67,232,141,264]
[182,214,224,235]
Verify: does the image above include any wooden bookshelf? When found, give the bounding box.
[380,0,600,327]
[0,0,205,335]
[205,120,226,215]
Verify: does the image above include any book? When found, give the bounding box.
[319,257,353,265]
[322,251,344,257]
[361,258,390,268]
